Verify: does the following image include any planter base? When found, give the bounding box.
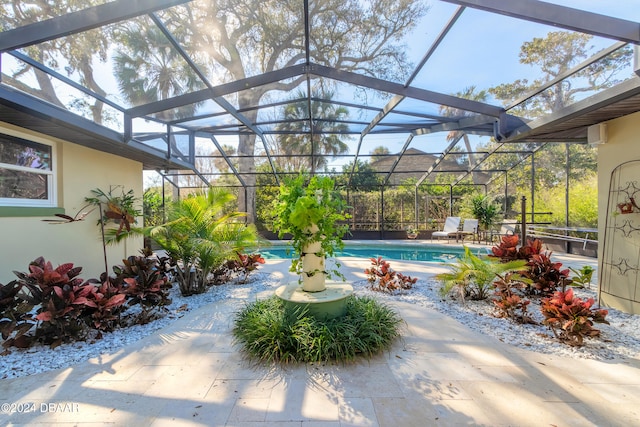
[275,282,353,320]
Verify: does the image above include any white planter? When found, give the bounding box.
[301,240,326,292]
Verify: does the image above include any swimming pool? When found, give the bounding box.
[259,243,464,263]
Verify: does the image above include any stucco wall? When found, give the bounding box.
[0,123,143,284]
[597,111,640,314]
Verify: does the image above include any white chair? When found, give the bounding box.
[431,217,461,242]
[457,218,479,243]
[489,219,518,243]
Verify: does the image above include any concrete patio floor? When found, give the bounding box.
[1,249,638,426]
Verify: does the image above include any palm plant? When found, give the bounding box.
[113,23,204,120]
[436,246,527,301]
[146,188,263,296]
[275,90,350,173]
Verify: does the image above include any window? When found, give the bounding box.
[0,134,55,207]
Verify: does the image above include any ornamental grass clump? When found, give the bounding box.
[232,296,403,364]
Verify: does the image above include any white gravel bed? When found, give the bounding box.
[352,279,640,361]
[1,272,639,380]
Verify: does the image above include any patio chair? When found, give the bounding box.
[457,218,479,243]
[489,219,518,243]
[431,216,461,242]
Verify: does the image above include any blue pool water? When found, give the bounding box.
[259,244,464,263]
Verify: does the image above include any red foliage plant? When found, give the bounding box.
[491,235,542,262]
[540,288,609,347]
[365,256,417,294]
[492,272,535,324]
[225,253,266,284]
[491,236,569,296]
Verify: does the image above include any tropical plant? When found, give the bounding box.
[83,280,127,333]
[275,90,350,173]
[525,252,572,296]
[436,246,528,301]
[490,235,543,262]
[492,272,535,324]
[490,236,569,296]
[9,257,94,348]
[569,265,595,289]
[145,188,263,296]
[85,186,142,275]
[540,288,609,346]
[364,257,417,294]
[223,253,266,284]
[0,256,174,350]
[112,255,172,323]
[469,194,501,231]
[86,186,140,237]
[0,280,35,349]
[271,174,351,287]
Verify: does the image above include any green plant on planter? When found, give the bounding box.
[271,174,350,290]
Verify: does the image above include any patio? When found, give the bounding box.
[2,253,638,427]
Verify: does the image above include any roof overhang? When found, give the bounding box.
[0,85,193,170]
[499,76,640,143]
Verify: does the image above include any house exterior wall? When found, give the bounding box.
[0,123,143,284]
[597,111,640,314]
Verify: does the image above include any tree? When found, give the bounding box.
[161,0,428,222]
[370,146,390,162]
[485,31,632,213]
[113,24,205,120]
[0,1,111,124]
[490,31,632,117]
[275,90,350,173]
[336,159,381,191]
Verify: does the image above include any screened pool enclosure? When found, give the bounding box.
[1,0,640,236]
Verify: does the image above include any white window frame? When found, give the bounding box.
[0,134,57,207]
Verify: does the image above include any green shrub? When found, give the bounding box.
[436,246,527,301]
[232,296,403,364]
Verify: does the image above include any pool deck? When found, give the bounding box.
[2,244,639,426]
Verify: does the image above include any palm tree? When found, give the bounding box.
[113,23,204,120]
[275,90,350,174]
[146,188,262,296]
[370,146,390,162]
[439,86,488,180]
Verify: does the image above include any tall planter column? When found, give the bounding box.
[301,225,326,292]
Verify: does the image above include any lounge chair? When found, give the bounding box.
[489,219,518,243]
[457,218,479,243]
[431,217,461,242]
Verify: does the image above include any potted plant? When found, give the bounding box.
[272,175,350,292]
[470,194,501,233]
[406,225,418,239]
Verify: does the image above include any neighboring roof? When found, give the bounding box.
[369,147,490,186]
